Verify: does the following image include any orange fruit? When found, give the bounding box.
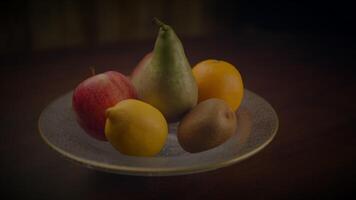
[192,60,244,111]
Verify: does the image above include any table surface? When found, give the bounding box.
[1,31,355,199]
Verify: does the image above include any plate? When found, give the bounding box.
[38,89,278,176]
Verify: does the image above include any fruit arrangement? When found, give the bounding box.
[72,18,244,156]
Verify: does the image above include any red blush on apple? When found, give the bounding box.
[72,71,137,141]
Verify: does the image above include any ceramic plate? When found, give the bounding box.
[38,89,278,176]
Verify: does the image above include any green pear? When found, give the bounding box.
[132,18,198,122]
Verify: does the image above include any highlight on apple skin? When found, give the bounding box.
[72,71,137,141]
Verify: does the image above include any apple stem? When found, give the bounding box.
[90,67,96,76]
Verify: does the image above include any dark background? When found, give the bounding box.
[1,0,355,57]
[1,0,356,199]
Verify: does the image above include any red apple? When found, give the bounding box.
[72,71,137,141]
[131,52,153,78]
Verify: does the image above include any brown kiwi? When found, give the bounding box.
[177,98,237,153]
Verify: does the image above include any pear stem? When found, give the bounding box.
[90,67,96,76]
[153,17,168,31]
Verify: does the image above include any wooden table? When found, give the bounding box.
[1,32,355,199]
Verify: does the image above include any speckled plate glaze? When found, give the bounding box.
[38,89,278,176]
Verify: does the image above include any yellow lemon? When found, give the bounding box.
[192,60,244,111]
[105,99,168,157]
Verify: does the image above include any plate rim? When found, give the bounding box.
[38,89,279,176]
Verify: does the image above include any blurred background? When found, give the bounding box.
[1,0,355,64]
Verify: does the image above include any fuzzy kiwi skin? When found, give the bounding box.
[177,98,237,153]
